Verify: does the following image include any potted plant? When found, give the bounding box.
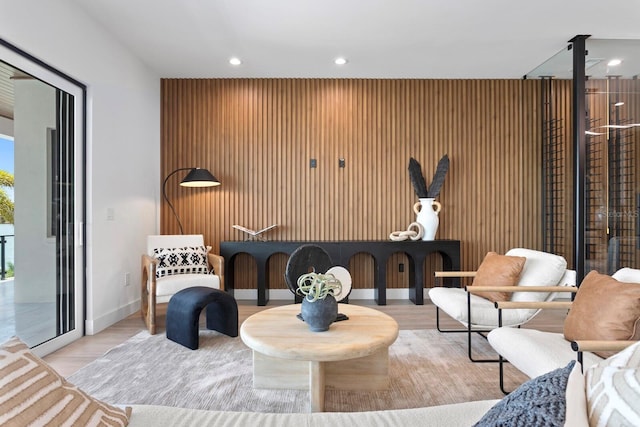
[296,272,342,332]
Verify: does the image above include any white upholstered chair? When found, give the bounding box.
[429,248,576,362]
[488,267,640,392]
[141,234,224,334]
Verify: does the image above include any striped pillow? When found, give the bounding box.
[586,341,640,426]
[0,337,131,426]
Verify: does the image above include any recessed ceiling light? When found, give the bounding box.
[229,57,242,66]
[334,57,348,66]
[608,59,622,67]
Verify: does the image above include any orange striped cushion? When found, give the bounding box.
[0,337,131,426]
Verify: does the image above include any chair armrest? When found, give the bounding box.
[467,285,578,295]
[571,340,637,353]
[494,301,573,310]
[141,254,158,294]
[208,253,225,290]
[466,286,576,310]
[141,254,158,278]
[435,271,477,278]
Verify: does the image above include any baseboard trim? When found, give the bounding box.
[86,299,140,335]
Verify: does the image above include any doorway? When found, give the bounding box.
[0,40,85,356]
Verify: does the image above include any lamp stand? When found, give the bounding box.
[162,167,193,234]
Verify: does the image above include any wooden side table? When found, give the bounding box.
[240,304,399,412]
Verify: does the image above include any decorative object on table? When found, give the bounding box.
[284,244,332,294]
[324,266,352,302]
[163,167,220,234]
[389,221,424,241]
[413,198,441,240]
[408,155,449,240]
[232,224,278,241]
[296,271,342,332]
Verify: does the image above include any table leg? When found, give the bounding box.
[256,259,269,306]
[309,361,325,412]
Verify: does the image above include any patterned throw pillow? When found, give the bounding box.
[586,341,640,426]
[474,361,574,427]
[153,246,211,278]
[0,337,131,426]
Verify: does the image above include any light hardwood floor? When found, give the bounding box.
[43,299,568,378]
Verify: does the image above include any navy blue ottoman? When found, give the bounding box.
[166,286,238,350]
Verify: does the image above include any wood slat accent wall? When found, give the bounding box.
[161,78,553,291]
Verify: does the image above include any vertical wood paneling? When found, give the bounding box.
[161,78,552,291]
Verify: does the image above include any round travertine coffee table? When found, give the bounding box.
[240,303,399,412]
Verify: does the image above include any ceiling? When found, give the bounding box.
[2,1,640,121]
[69,0,640,79]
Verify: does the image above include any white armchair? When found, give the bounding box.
[429,248,576,362]
[141,234,224,334]
[488,267,640,392]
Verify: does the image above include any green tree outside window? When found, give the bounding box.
[0,170,14,224]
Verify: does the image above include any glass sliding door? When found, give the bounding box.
[582,39,640,274]
[527,38,640,278]
[0,40,85,356]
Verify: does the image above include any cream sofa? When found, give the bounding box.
[3,336,639,426]
[127,400,499,426]
[126,339,640,427]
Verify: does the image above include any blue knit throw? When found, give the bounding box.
[474,360,574,427]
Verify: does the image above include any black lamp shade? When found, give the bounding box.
[179,168,221,187]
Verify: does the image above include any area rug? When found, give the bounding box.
[68,329,526,413]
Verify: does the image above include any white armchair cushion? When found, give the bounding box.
[612,267,640,283]
[428,287,538,329]
[154,274,220,303]
[506,248,568,303]
[488,328,603,379]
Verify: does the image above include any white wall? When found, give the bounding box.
[0,116,13,137]
[13,79,56,304]
[0,0,160,334]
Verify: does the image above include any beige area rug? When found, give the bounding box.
[67,329,527,413]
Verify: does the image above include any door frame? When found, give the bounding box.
[0,38,86,356]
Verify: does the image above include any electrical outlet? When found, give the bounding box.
[124,272,130,286]
[339,158,345,168]
[310,158,317,168]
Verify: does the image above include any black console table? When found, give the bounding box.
[219,240,460,306]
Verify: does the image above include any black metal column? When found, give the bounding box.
[570,35,590,282]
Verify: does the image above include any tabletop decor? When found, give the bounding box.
[408,155,449,240]
[296,272,342,332]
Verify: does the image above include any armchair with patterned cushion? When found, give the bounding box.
[141,235,224,334]
[429,248,576,362]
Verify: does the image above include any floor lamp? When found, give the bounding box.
[162,167,220,234]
